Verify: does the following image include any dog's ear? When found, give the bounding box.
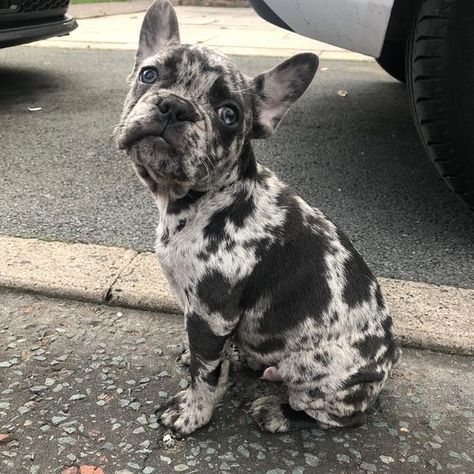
[135,0,180,67]
[251,53,319,139]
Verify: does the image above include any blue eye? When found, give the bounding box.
[217,105,239,126]
[139,67,159,84]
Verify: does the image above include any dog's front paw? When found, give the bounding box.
[159,389,213,435]
[250,395,290,433]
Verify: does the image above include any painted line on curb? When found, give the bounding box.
[0,235,472,356]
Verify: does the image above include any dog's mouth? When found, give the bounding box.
[124,128,193,188]
[118,120,171,150]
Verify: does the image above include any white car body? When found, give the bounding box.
[258,0,395,57]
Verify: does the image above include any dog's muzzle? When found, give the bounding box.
[118,95,200,150]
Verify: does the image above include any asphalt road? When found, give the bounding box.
[1,290,473,473]
[0,47,473,288]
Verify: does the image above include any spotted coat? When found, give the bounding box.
[115,0,400,435]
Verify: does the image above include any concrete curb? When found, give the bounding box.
[0,235,472,356]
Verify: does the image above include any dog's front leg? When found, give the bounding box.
[160,311,234,435]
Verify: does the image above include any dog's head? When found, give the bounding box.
[115,0,318,198]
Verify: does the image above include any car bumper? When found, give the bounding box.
[0,15,77,49]
[249,0,394,57]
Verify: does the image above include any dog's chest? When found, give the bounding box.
[155,220,202,292]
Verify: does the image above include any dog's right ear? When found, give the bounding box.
[135,0,180,67]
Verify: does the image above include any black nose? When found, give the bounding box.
[157,97,198,124]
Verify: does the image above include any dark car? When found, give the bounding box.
[0,0,77,48]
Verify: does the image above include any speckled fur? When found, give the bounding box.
[115,0,400,435]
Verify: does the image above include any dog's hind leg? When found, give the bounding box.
[250,394,367,432]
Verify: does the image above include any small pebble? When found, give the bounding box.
[163,434,176,448]
[237,445,250,458]
[174,465,188,472]
[360,462,377,472]
[69,394,86,401]
[305,453,319,467]
[137,414,148,425]
[336,454,350,464]
[52,416,68,425]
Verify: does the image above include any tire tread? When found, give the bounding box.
[407,0,474,208]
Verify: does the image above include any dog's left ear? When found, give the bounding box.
[251,53,319,139]
[135,0,180,67]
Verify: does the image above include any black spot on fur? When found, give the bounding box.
[197,250,210,262]
[237,143,258,182]
[196,270,242,319]
[329,311,339,324]
[167,190,206,215]
[187,312,228,381]
[343,386,370,407]
[161,228,170,246]
[308,387,325,398]
[355,335,386,360]
[240,187,331,335]
[340,370,384,389]
[203,190,255,253]
[337,229,375,308]
[203,362,222,386]
[313,352,329,366]
[159,51,180,88]
[209,76,232,103]
[176,219,187,231]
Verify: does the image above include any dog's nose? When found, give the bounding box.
[157,97,198,124]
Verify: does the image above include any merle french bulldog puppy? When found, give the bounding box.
[115,0,400,435]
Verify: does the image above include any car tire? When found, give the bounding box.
[406,0,474,209]
[376,40,406,82]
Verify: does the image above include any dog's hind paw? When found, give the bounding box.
[249,395,290,433]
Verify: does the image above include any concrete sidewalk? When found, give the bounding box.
[69,0,151,19]
[0,235,473,356]
[32,5,370,60]
[1,290,473,473]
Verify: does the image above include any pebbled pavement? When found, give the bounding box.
[0,290,473,473]
[0,47,473,288]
